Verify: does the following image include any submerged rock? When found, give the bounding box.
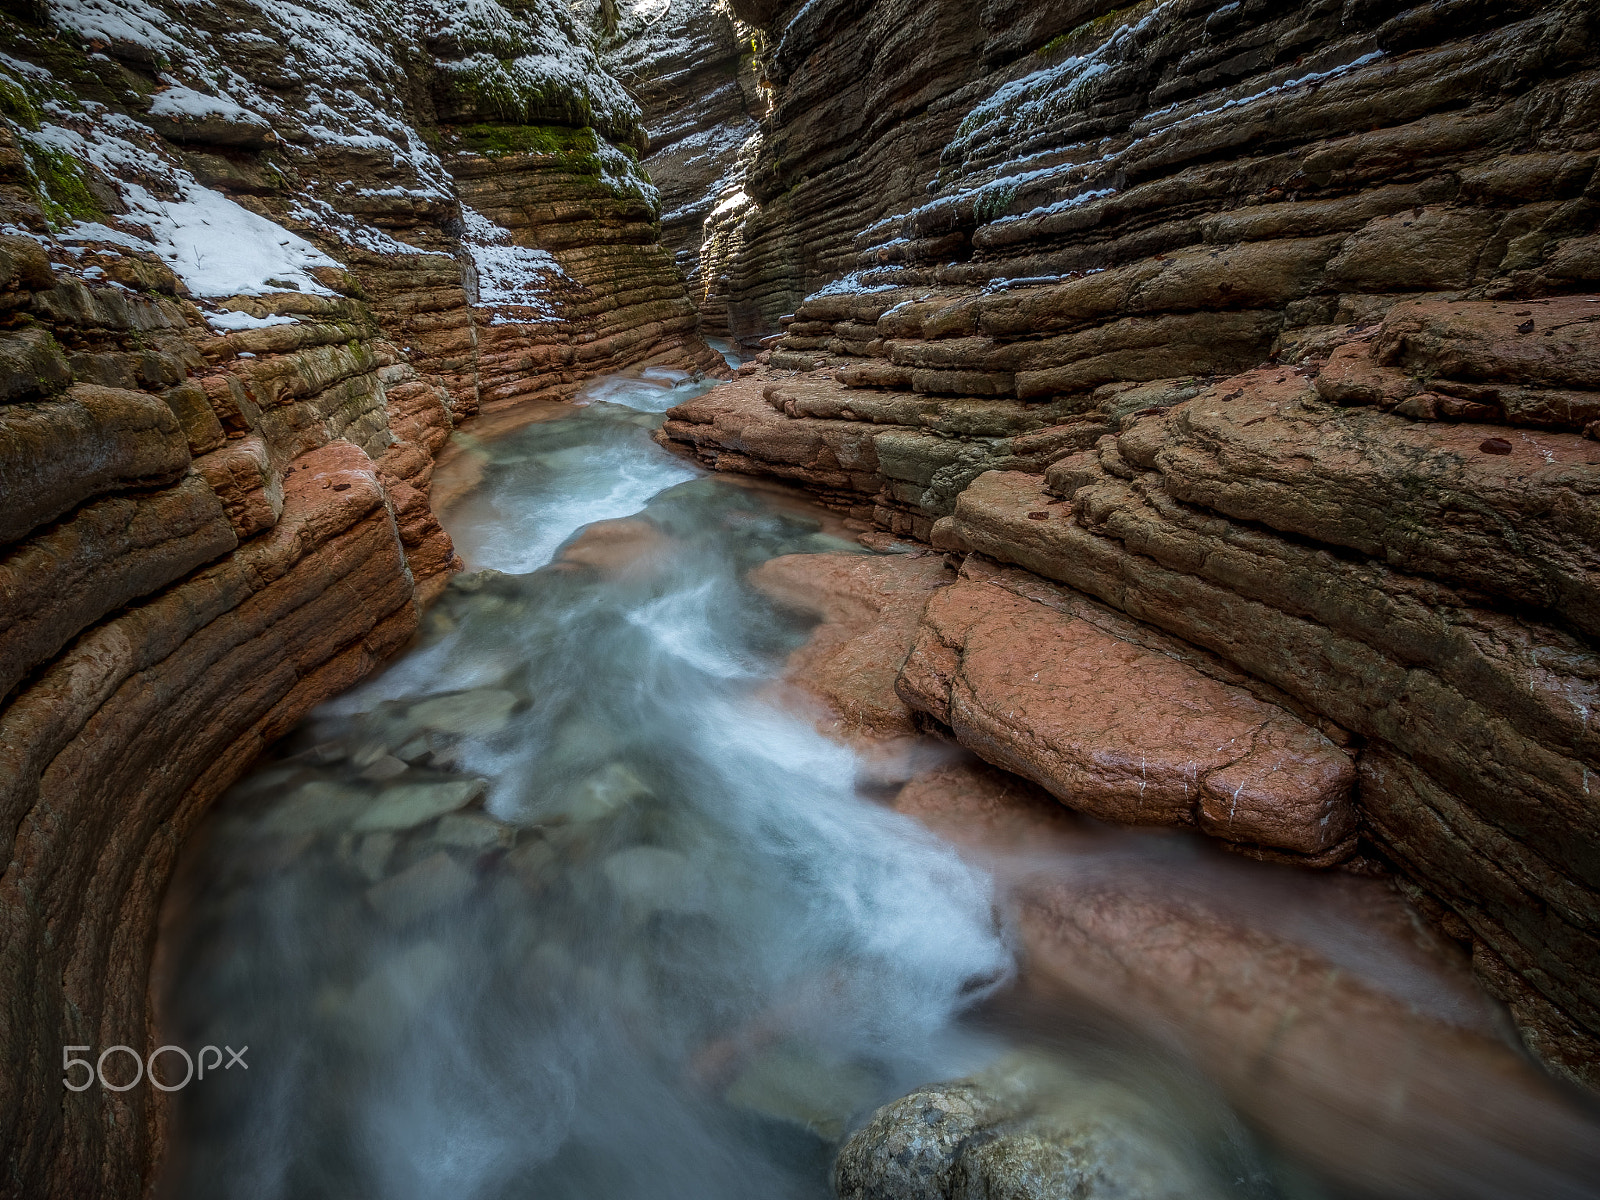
[432,811,517,850]
[835,1054,1224,1200]
[406,688,520,736]
[351,779,486,832]
[724,1044,881,1141]
[364,852,476,926]
[541,762,654,824]
[601,845,708,914]
[259,781,371,836]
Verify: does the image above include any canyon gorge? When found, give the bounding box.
[0,0,1597,1196]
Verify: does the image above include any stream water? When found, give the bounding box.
[159,367,1021,1199]
[157,364,1600,1200]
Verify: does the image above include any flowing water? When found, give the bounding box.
[159,368,1022,1199]
[158,365,1600,1200]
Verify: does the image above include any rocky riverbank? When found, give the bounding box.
[652,0,1600,1092]
[0,0,720,1191]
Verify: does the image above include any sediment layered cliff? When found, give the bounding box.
[0,0,719,1192]
[658,0,1600,1088]
[596,0,764,321]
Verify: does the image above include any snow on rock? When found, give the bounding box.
[460,204,572,317]
[29,116,339,297]
[49,0,179,57]
[427,0,642,138]
[944,2,1176,171]
[286,197,442,258]
[205,309,301,331]
[596,138,659,211]
[124,188,339,297]
[65,184,340,298]
[810,270,902,298]
[43,0,650,256]
[147,83,264,124]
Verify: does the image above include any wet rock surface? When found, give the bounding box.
[835,1054,1225,1200]
[751,550,953,737]
[890,761,1600,1200]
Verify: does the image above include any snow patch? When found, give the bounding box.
[811,271,901,298]
[461,204,571,317]
[148,84,264,125]
[206,310,301,331]
[989,186,1117,226]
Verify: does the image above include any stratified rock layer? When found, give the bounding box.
[0,0,722,1193]
[661,0,1600,1087]
[898,565,1356,858]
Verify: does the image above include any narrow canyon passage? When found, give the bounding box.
[2,2,1597,1195]
[154,365,1019,1199]
[154,367,1600,1200]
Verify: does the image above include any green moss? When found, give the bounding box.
[974,182,1018,223]
[1038,3,1153,58]
[443,60,600,135]
[452,121,597,163]
[0,15,123,94]
[24,144,102,229]
[0,77,38,129]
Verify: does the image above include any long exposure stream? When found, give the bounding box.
[156,365,1600,1200]
[157,365,1022,1199]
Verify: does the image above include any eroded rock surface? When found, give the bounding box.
[898,565,1355,859]
[659,0,1600,1088]
[751,550,952,736]
[0,0,723,1192]
[892,760,1600,1200]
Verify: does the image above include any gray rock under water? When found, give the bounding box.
[406,688,520,736]
[834,1054,1226,1200]
[352,779,486,832]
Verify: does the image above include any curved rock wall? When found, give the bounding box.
[0,0,719,1192]
[661,0,1600,1089]
[596,0,766,334]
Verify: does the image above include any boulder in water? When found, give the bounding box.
[406,688,520,736]
[351,779,486,832]
[834,1054,1225,1200]
[601,845,708,914]
[364,852,476,926]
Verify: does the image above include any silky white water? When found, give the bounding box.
[159,372,1023,1200]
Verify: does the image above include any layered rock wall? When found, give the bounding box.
[0,0,720,1193]
[595,0,765,318]
[661,0,1600,1088]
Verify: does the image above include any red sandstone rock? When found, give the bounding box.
[952,463,1600,1085]
[893,763,1600,1200]
[557,517,675,577]
[0,439,419,1193]
[1125,370,1600,637]
[0,384,193,543]
[0,474,237,701]
[897,571,1354,857]
[749,551,952,737]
